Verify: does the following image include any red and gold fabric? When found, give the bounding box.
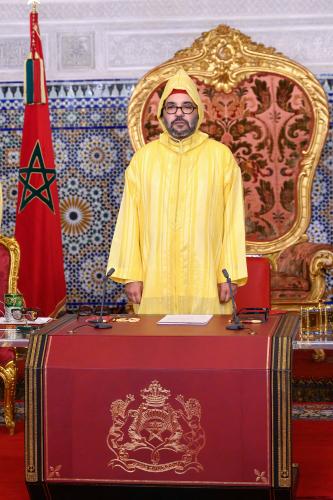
[25,314,298,498]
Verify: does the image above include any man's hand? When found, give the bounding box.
[125,281,143,304]
[218,282,238,303]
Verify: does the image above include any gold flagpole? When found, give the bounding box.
[25,0,46,104]
[27,0,40,13]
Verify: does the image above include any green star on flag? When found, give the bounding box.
[19,140,56,212]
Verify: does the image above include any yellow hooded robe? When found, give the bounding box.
[108,68,247,314]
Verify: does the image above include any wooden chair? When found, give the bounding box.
[0,235,20,434]
[127,24,333,311]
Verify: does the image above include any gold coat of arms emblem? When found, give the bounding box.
[107,380,206,473]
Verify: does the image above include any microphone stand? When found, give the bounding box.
[88,267,115,329]
[222,268,244,331]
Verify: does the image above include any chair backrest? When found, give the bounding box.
[128,25,329,260]
[0,235,20,312]
[235,256,271,312]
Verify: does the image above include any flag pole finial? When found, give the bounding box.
[27,0,40,13]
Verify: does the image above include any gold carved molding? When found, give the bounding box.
[309,249,333,302]
[0,357,18,435]
[0,235,20,294]
[0,236,20,435]
[270,248,333,311]
[128,24,329,257]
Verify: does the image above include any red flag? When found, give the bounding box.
[15,7,66,317]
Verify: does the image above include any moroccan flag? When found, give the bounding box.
[15,7,66,317]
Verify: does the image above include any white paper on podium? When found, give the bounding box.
[157,314,213,325]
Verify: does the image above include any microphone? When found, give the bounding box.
[222,268,244,331]
[88,267,115,329]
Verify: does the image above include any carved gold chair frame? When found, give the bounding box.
[0,235,20,434]
[128,24,332,310]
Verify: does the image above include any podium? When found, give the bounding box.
[25,314,299,499]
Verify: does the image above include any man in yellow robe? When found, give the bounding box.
[107,68,247,314]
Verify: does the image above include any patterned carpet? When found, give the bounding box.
[292,403,333,420]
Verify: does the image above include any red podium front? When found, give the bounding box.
[25,314,298,499]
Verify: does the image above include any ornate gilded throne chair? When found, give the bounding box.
[0,235,20,434]
[128,25,333,310]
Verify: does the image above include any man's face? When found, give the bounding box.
[162,93,199,140]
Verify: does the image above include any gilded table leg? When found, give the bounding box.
[0,359,18,435]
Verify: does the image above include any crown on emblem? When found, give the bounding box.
[140,380,170,407]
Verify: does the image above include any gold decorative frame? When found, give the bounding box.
[0,235,20,294]
[0,235,20,434]
[0,357,17,435]
[128,24,329,259]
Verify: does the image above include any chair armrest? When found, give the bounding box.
[276,242,333,280]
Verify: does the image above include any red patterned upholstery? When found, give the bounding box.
[0,347,15,366]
